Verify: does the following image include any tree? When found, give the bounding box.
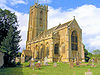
[0,9,21,67]
[92,49,100,55]
[0,8,17,46]
[17,52,22,57]
[84,45,92,62]
[92,49,100,58]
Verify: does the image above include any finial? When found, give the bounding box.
[34,0,38,4]
[73,16,75,19]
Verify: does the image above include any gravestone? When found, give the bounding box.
[76,56,80,66]
[91,58,95,67]
[85,72,93,75]
[88,59,91,66]
[94,57,97,63]
[76,60,79,66]
[70,59,74,68]
[32,62,35,70]
[38,61,40,63]
[33,73,37,75]
[58,55,62,62]
[85,69,93,75]
[44,57,48,66]
[29,58,35,69]
[29,61,31,67]
[53,62,57,67]
[40,59,43,65]
[35,61,41,69]
[21,57,25,63]
[31,58,35,61]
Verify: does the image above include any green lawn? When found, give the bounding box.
[0,62,100,75]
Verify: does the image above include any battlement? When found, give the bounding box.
[30,3,48,10]
[27,3,48,42]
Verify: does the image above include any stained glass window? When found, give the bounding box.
[71,31,78,51]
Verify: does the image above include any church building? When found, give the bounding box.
[21,3,85,63]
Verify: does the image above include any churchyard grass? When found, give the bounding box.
[0,62,100,75]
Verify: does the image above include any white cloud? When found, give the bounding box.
[48,7,70,29]
[11,0,28,5]
[88,36,100,48]
[0,0,6,4]
[48,5,100,51]
[0,0,100,52]
[38,0,52,4]
[15,12,29,51]
[0,0,28,6]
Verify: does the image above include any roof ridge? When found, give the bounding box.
[55,20,72,29]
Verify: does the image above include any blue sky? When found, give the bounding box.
[4,0,100,13]
[0,0,100,52]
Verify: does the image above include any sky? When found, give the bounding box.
[0,0,100,52]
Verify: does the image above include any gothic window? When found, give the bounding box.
[71,30,78,51]
[54,44,59,54]
[40,10,43,21]
[40,10,43,14]
[37,51,39,59]
[40,10,43,27]
[46,47,49,57]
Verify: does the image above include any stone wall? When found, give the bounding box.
[22,5,84,63]
[0,52,4,67]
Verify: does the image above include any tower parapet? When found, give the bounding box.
[30,3,48,10]
[26,3,48,48]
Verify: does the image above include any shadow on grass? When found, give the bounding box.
[0,67,23,75]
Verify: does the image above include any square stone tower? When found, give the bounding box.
[27,3,48,42]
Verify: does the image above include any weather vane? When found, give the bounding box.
[34,0,39,4]
[73,16,75,19]
[34,0,48,5]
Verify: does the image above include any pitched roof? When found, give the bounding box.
[44,20,72,34]
[55,20,72,29]
[45,26,57,34]
[34,26,57,39]
[32,19,73,41]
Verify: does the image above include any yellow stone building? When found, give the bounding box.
[21,3,85,63]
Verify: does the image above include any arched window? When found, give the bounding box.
[54,44,59,54]
[71,30,78,51]
[40,10,43,27]
[46,47,49,57]
[37,51,39,59]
